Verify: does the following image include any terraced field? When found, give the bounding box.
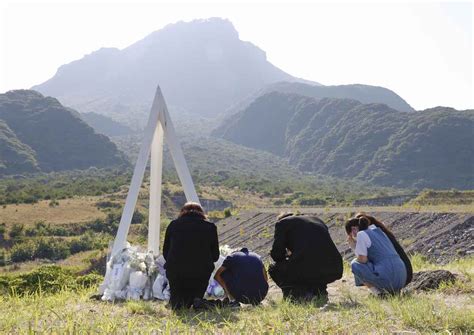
[217,210,474,263]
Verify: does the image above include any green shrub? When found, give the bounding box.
[131,209,146,224]
[0,265,76,295]
[25,221,46,237]
[224,208,232,218]
[9,236,99,263]
[0,170,130,205]
[0,223,6,240]
[0,248,8,266]
[10,240,36,262]
[76,273,103,288]
[35,238,70,260]
[69,232,107,254]
[297,197,327,206]
[87,215,119,235]
[0,265,104,295]
[95,201,121,209]
[8,223,25,240]
[24,222,75,237]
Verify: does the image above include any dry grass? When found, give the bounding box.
[0,197,106,226]
[179,184,272,209]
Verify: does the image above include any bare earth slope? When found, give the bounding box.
[217,210,473,263]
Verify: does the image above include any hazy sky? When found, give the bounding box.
[0,0,472,110]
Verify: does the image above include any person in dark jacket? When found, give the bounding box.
[214,247,269,305]
[163,202,220,309]
[268,213,343,302]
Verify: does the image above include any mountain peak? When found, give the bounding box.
[160,17,238,39]
[33,18,294,119]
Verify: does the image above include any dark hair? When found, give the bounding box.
[178,202,206,220]
[354,212,395,240]
[277,212,294,221]
[344,216,370,235]
[348,212,413,285]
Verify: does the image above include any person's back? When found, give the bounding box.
[163,202,220,309]
[219,248,268,305]
[270,215,343,282]
[364,227,406,291]
[163,213,219,277]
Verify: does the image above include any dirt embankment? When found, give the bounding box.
[217,210,473,264]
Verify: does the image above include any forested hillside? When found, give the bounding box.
[0,120,39,174]
[0,90,128,175]
[214,92,474,189]
[224,81,414,116]
[80,112,134,137]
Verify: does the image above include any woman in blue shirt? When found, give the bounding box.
[345,214,409,295]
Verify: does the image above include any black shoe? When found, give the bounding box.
[193,298,225,310]
[192,298,209,310]
[89,294,103,301]
[228,300,240,309]
[218,298,240,308]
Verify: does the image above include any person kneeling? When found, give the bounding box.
[345,214,409,296]
[214,247,269,306]
[163,202,220,310]
[268,213,343,302]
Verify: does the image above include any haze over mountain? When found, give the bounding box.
[214,92,474,189]
[0,90,128,175]
[33,18,299,121]
[80,112,134,137]
[224,81,414,116]
[33,18,413,125]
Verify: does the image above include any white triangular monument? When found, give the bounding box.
[110,85,199,257]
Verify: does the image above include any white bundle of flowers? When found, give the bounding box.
[101,244,158,301]
[101,244,235,301]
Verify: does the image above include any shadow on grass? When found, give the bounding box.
[333,297,362,310]
[173,306,240,327]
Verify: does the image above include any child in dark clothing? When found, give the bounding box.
[214,248,269,305]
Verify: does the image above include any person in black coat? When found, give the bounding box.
[268,213,343,302]
[163,202,220,309]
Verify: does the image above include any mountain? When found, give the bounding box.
[80,112,134,137]
[213,92,474,189]
[32,18,300,121]
[0,90,129,174]
[0,120,39,174]
[224,81,414,117]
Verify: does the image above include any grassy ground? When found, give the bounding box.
[409,190,474,206]
[0,197,106,226]
[0,257,472,334]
